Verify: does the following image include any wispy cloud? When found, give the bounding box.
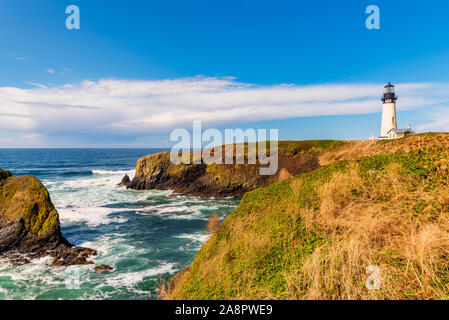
[46,68,55,75]
[61,67,72,76]
[0,112,31,118]
[9,52,28,61]
[26,82,49,89]
[16,101,99,110]
[0,77,448,146]
[417,106,449,132]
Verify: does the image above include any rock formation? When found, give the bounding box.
[94,264,114,272]
[118,174,131,187]
[0,169,96,265]
[125,141,337,198]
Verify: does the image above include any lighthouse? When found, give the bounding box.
[379,82,414,140]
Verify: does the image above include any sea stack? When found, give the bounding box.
[118,174,131,187]
[0,169,96,265]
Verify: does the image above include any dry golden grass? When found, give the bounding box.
[289,161,449,299]
[277,168,292,182]
[157,266,191,300]
[206,213,220,234]
[319,133,449,166]
[156,278,170,300]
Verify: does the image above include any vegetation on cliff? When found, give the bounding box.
[166,133,449,299]
[0,169,96,265]
[127,140,347,197]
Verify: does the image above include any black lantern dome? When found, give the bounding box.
[382,82,397,103]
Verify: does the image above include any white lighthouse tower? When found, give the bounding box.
[379,82,414,140]
[380,82,398,139]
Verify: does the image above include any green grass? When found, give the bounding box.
[169,159,346,299]
[277,140,347,156]
[220,140,347,158]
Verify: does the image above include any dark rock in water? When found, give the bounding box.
[0,169,96,266]
[94,264,114,272]
[118,174,131,187]
[52,246,97,266]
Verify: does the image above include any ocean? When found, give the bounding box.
[0,149,239,300]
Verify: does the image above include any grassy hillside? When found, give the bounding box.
[277,140,346,156]
[166,133,449,300]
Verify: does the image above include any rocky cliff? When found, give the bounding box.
[127,140,345,197]
[0,169,96,265]
[164,133,449,300]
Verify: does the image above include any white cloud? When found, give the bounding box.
[46,68,55,75]
[26,82,49,89]
[0,137,14,144]
[10,52,28,61]
[417,107,449,132]
[20,133,42,141]
[0,77,448,146]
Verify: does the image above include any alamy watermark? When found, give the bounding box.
[66,5,80,30]
[365,265,381,290]
[63,5,378,31]
[169,121,279,176]
[365,5,380,30]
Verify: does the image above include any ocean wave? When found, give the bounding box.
[0,257,174,300]
[134,199,236,221]
[82,234,149,262]
[58,207,129,226]
[43,170,140,209]
[175,233,211,243]
[92,169,134,176]
[100,262,177,288]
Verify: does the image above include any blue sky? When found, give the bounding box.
[1,0,449,147]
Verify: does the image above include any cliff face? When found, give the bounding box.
[165,133,449,300]
[0,169,96,265]
[127,141,345,197]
